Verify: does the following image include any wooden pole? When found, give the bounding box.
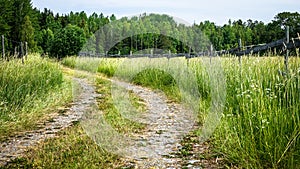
[14,46,17,58]
[238,38,242,65]
[238,38,242,50]
[1,35,4,60]
[25,41,28,60]
[210,44,213,63]
[285,26,289,72]
[20,42,24,64]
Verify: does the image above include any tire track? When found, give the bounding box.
[1,75,216,168]
[111,80,197,168]
[0,78,98,166]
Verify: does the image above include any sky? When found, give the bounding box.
[31,0,300,26]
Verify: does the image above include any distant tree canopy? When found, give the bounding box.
[0,0,299,58]
[50,25,86,58]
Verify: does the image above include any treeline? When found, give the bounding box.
[0,0,113,58]
[198,12,300,50]
[0,0,299,58]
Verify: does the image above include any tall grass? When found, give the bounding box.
[62,56,118,75]
[62,56,300,168]
[211,57,300,168]
[0,55,71,138]
[4,64,148,169]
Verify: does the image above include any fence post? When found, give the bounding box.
[297,33,300,57]
[210,44,213,63]
[20,42,24,64]
[285,26,289,72]
[14,46,17,58]
[25,41,28,60]
[1,35,5,60]
[238,38,242,65]
[186,47,191,67]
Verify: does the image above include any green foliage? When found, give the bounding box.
[198,12,300,51]
[128,57,300,168]
[61,56,77,68]
[132,68,179,99]
[0,55,63,114]
[10,0,35,50]
[0,55,72,139]
[62,56,103,73]
[21,15,36,51]
[50,25,86,58]
[274,12,300,37]
[210,58,300,168]
[40,28,54,54]
[67,56,300,168]
[97,60,118,77]
[1,0,300,57]
[96,78,145,133]
[4,124,122,169]
[93,14,210,55]
[0,0,12,35]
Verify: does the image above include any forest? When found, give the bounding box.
[1,0,300,58]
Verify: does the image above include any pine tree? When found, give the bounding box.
[9,0,34,53]
[0,0,12,36]
[21,15,36,51]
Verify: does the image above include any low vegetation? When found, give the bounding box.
[4,124,123,169]
[3,68,146,169]
[1,55,298,168]
[95,77,146,133]
[62,56,300,168]
[0,55,72,140]
[212,57,300,168]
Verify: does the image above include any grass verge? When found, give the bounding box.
[0,55,73,141]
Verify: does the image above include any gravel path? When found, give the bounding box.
[111,80,197,168]
[0,76,209,168]
[0,78,98,166]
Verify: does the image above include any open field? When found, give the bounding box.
[62,56,300,168]
[1,55,299,168]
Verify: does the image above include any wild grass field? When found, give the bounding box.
[0,55,73,140]
[1,55,299,168]
[1,58,147,168]
[62,56,300,168]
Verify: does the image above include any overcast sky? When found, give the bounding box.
[31,0,300,25]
